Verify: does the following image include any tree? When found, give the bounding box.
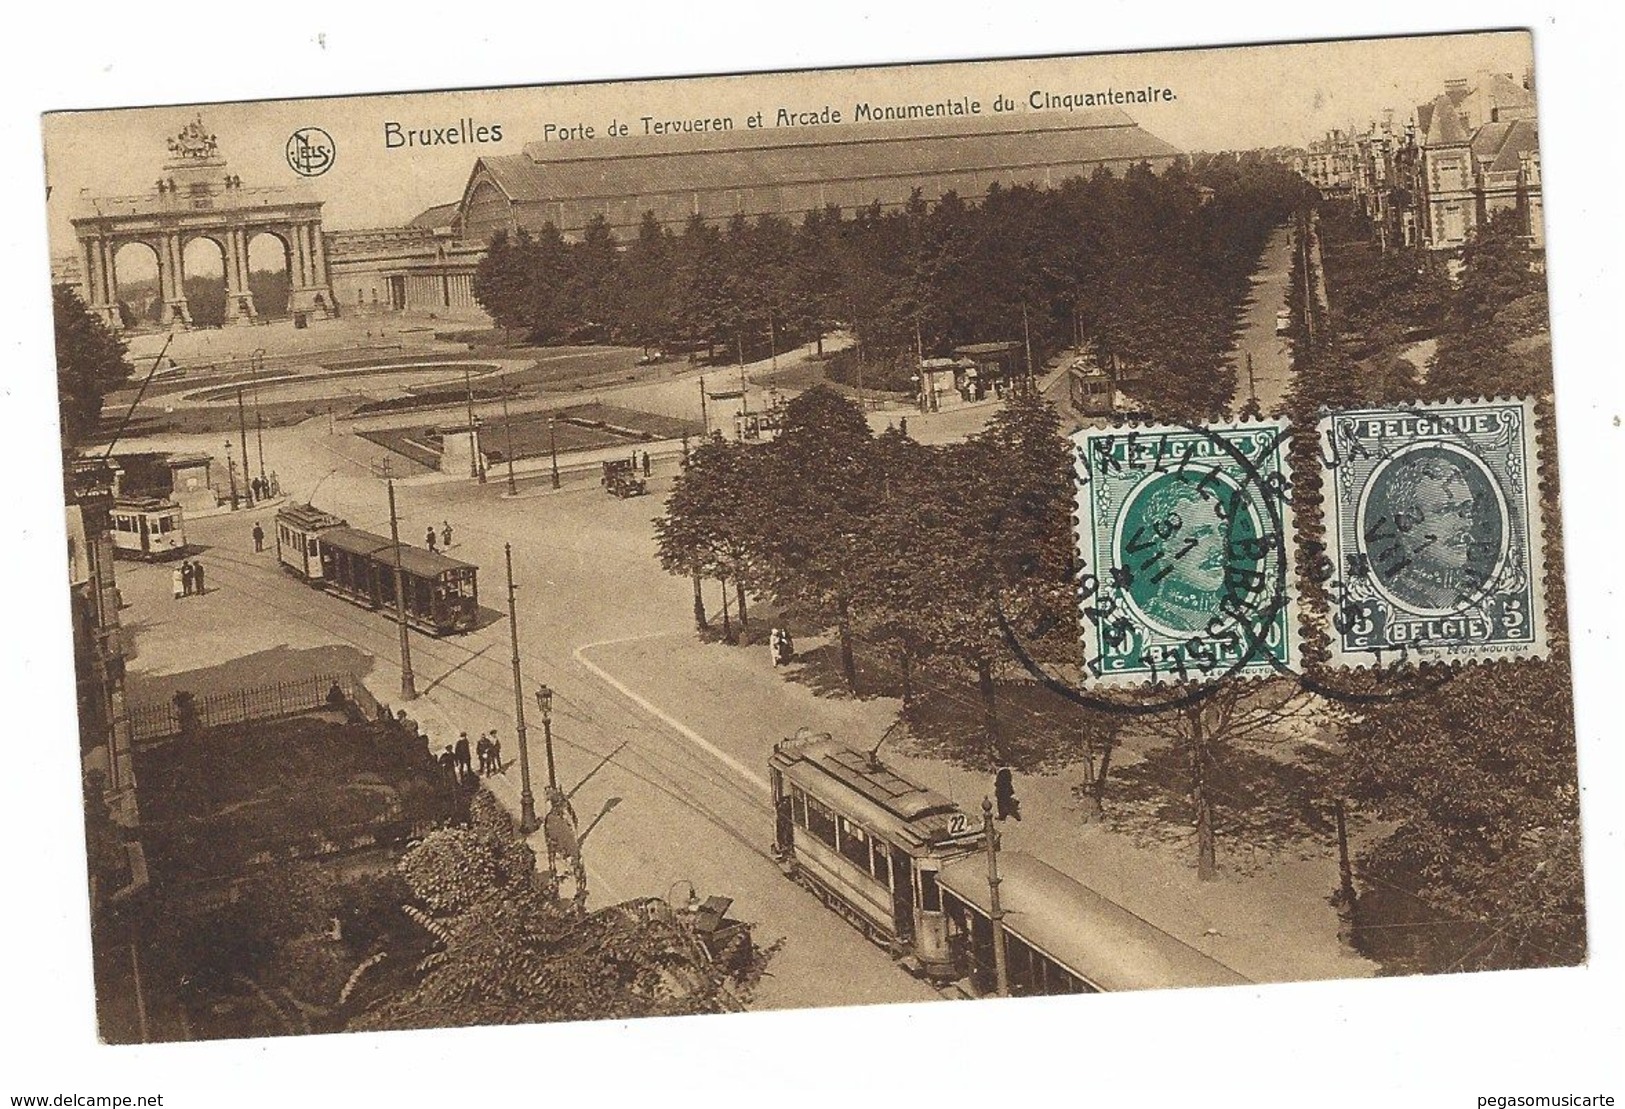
[54,283,132,449]
[748,387,876,690]
[351,792,767,1029]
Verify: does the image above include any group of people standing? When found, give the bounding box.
[437,729,504,784]
[426,521,453,553]
[170,559,208,599]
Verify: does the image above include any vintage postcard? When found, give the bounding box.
[43,29,1582,1045]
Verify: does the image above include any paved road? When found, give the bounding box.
[120,450,941,1013]
[1227,224,1297,417]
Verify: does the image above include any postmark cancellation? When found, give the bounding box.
[1316,398,1548,668]
[1072,421,1297,687]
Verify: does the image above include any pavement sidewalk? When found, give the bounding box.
[578,627,1376,986]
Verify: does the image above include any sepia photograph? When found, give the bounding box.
[8,5,1622,1104]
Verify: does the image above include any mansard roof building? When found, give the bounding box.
[1412,71,1542,253]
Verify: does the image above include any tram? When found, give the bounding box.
[109,497,187,560]
[275,503,348,583]
[317,525,479,636]
[770,730,982,979]
[770,730,1251,996]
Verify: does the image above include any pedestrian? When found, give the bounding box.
[180,560,195,596]
[454,732,472,778]
[252,522,265,552]
[192,560,206,596]
[476,734,492,775]
[778,628,794,665]
[171,565,185,600]
[326,681,346,709]
[269,471,280,498]
[438,745,458,780]
[488,733,503,773]
[425,526,437,553]
[641,451,651,477]
[441,521,453,549]
[769,627,784,667]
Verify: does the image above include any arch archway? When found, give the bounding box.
[182,235,230,328]
[246,231,292,318]
[111,241,163,328]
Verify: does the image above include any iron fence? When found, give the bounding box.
[129,672,360,743]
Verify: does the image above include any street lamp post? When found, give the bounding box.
[547,416,561,490]
[534,684,559,793]
[224,440,239,510]
[506,544,539,833]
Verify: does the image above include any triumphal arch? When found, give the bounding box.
[72,116,336,330]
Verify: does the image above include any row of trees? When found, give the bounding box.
[473,153,1314,420]
[655,387,1075,750]
[1287,204,1579,971]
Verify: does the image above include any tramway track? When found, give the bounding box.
[189,547,778,863]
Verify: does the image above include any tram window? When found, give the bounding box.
[789,785,807,829]
[920,868,941,912]
[837,816,871,870]
[869,841,890,886]
[805,796,837,848]
[157,516,173,533]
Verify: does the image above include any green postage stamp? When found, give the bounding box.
[1316,398,1548,667]
[1072,421,1296,686]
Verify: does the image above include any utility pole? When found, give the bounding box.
[465,367,485,483]
[235,387,252,501]
[386,474,416,700]
[251,349,267,488]
[982,797,1010,997]
[681,436,707,630]
[547,415,561,490]
[506,544,539,833]
[500,373,518,496]
[1021,300,1034,395]
[699,376,709,436]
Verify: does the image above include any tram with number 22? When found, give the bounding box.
[274,503,479,636]
[770,729,1251,996]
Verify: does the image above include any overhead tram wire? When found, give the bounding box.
[188,547,774,825]
[197,549,1575,970]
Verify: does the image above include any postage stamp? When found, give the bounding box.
[1316,398,1547,667]
[1072,421,1296,685]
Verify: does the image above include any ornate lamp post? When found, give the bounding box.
[224,440,239,510]
[534,684,559,792]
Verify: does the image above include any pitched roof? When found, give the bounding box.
[407,202,460,228]
[1474,117,1540,172]
[1420,94,1472,146]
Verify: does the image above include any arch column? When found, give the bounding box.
[223,227,257,325]
[79,235,119,328]
[285,220,336,318]
[159,232,192,329]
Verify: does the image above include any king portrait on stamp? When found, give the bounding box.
[1073,421,1296,685]
[1317,398,1547,666]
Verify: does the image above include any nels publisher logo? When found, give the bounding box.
[285,127,335,177]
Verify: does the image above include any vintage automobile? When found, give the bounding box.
[601,458,648,498]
